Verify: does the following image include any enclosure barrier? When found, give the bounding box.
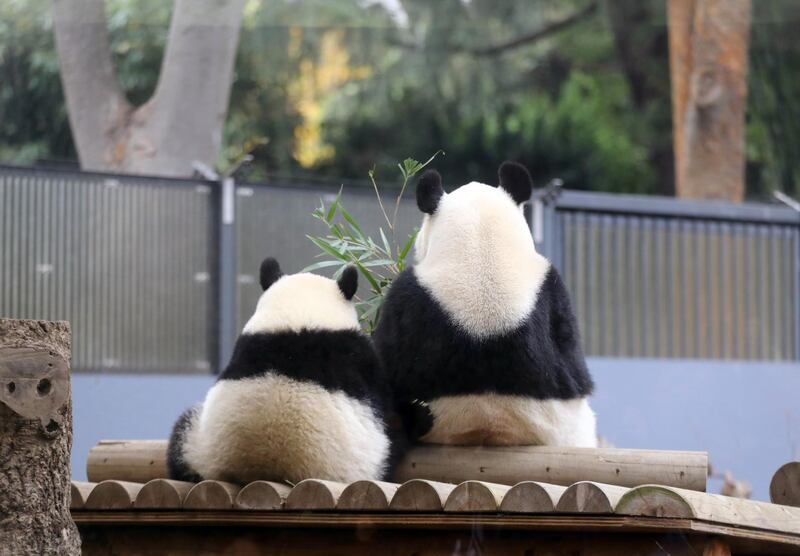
[2,164,799,372]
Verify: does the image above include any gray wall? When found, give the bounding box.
[71,358,800,501]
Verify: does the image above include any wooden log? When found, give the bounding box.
[394,445,708,491]
[84,480,144,510]
[70,481,96,510]
[556,481,629,514]
[183,480,241,510]
[444,481,511,512]
[499,481,566,513]
[235,481,292,510]
[0,319,81,554]
[87,439,168,483]
[389,479,457,512]
[770,461,800,508]
[85,440,709,492]
[285,479,348,510]
[135,479,194,509]
[337,480,399,511]
[616,484,800,535]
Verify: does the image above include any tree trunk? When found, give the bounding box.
[668,0,752,202]
[52,0,246,177]
[0,319,80,555]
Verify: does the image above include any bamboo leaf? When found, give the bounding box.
[307,236,348,261]
[301,260,346,272]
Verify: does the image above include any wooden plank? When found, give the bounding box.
[616,484,800,536]
[69,511,800,552]
[336,480,399,511]
[444,481,510,513]
[87,440,168,483]
[285,480,347,511]
[394,445,707,491]
[84,440,708,492]
[389,479,456,512]
[235,481,292,510]
[70,481,96,510]
[556,481,629,514]
[135,479,194,509]
[84,480,143,510]
[183,480,241,510]
[771,461,800,508]
[500,481,565,513]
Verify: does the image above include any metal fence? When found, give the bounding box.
[532,189,800,360]
[1,164,799,372]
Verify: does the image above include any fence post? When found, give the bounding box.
[216,177,237,372]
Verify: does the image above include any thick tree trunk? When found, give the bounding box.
[52,0,246,177]
[668,0,752,201]
[0,319,80,555]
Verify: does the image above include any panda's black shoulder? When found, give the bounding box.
[219,329,385,404]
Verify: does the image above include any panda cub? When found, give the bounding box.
[373,162,597,448]
[167,258,391,484]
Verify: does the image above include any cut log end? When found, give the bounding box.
[135,479,194,509]
[84,480,143,510]
[770,461,800,508]
[556,482,628,514]
[337,480,398,511]
[615,485,695,519]
[500,481,564,513]
[389,479,456,512]
[70,481,96,510]
[235,481,292,510]
[444,481,510,513]
[285,479,346,510]
[184,480,240,510]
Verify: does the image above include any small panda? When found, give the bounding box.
[373,162,597,448]
[167,258,391,484]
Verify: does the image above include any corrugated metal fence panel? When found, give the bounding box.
[0,168,215,373]
[558,207,799,360]
[234,183,419,331]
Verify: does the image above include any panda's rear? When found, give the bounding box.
[167,260,390,484]
[374,162,598,448]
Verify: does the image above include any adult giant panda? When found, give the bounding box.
[373,162,597,448]
[167,258,391,484]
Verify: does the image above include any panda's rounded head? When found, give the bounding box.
[242,258,360,334]
[412,161,550,338]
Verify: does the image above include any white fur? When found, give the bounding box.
[421,394,597,448]
[243,273,359,334]
[414,182,551,338]
[182,374,389,483]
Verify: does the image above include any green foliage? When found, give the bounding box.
[303,152,441,332]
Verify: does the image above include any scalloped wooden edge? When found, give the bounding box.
[70,481,97,509]
[444,481,511,512]
[770,461,800,508]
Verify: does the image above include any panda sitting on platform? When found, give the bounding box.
[167,258,391,484]
[373,162,597,448]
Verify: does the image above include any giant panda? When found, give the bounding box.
[372,162,597,448]
[167,258,391,484]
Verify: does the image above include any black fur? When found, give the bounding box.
[372,266,594,405]
[260,257,283,290]
[337,266,358,300]
[416,169,444,214]
[498,161,533,205]
[218,329,387,405]
[166,405,204,483]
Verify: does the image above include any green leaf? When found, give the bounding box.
[379,227,391,255]
[399,230,418,260]
[338,204,365,239]
[354,261,381,293]
[307,236,348,261]
[301,260,347,272]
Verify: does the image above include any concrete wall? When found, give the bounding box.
[72,359,800,501]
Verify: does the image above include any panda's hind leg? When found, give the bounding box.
[166,404,204,483]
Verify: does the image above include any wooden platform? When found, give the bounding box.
[72,478,800,555]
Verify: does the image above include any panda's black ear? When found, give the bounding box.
[259,257,283,291]
[498,161,533,205]
[338,265,358,301]
[416,169,444,214]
